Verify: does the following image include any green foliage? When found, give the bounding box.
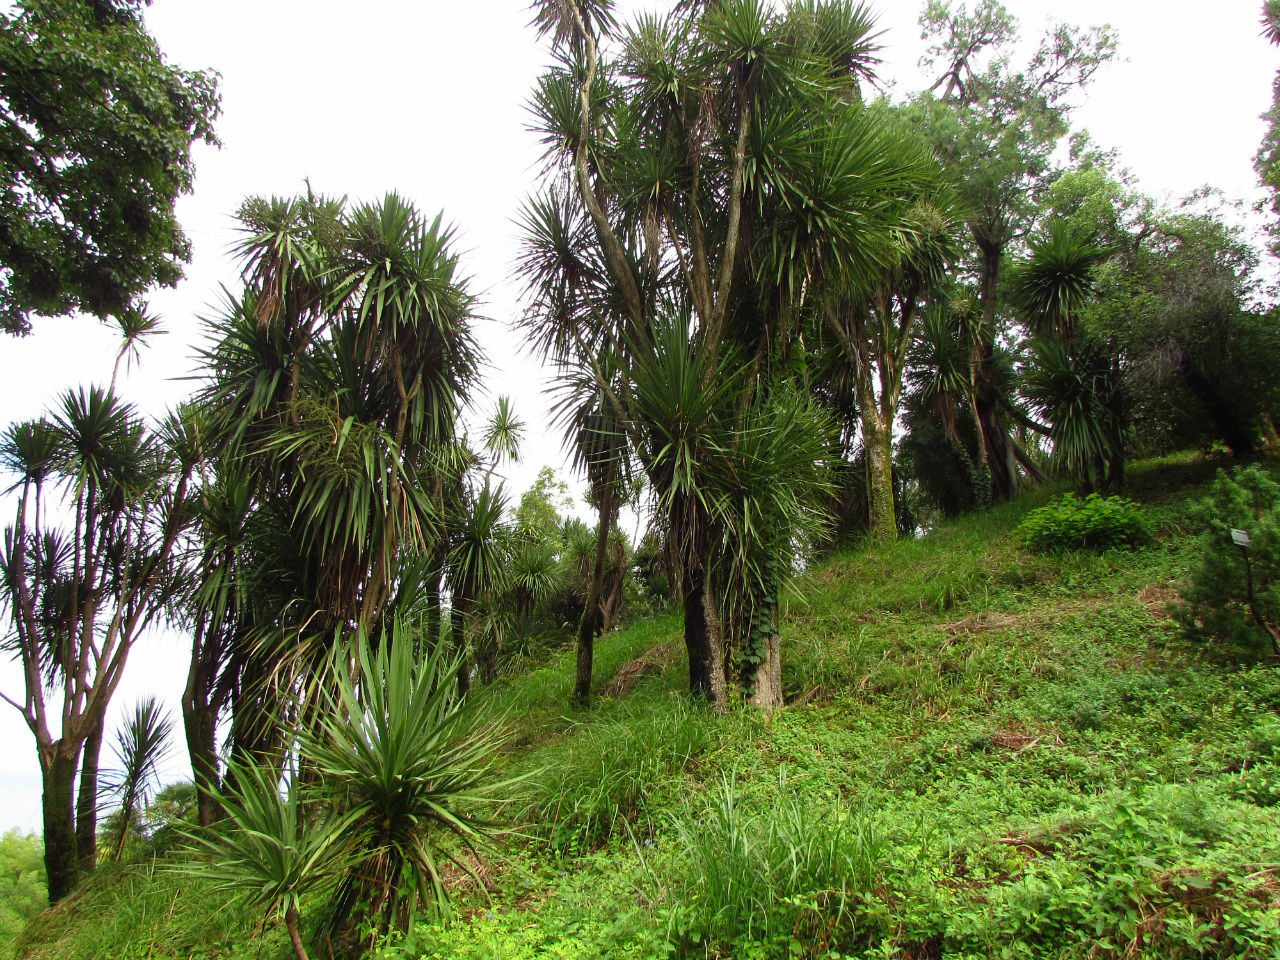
[514,467,573,544]
[520,696,714,850]
[304,629,512,945]
[1257,0,1280,255]
[949,787,1280,958]
[1084,197,1278,457]
[15,857,263,960]
[664,772,885,956]
[1018,492,1151,552]
[100,697,175,862]
[375,848,666,960]
[0,0,220,334]
[0,831,45,959]
[180,622,511,958]
[178,756,348,937]
[1177,465,1280,654]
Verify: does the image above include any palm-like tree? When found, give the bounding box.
[108,308,165,391]
[101,697,174,861]
[185,620,509,960]
[815,170,962,543]
[521,0,927,706]
[181,757,351,960]
[303,626,509,953]
[0,389,196,901]
[447,481,510,688]
[183,191,481,793]
[553,376,631,703]
[1011,221,1121,489]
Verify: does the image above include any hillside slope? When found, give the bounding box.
[16,455,1280,960]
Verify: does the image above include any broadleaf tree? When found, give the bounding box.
[0,0,219,335]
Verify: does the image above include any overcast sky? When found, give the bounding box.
[1,0,1275,833]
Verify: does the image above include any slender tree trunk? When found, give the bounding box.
[284,903,310,960]
[183,623,222,826]
[703,583,726,707]
[684,577,714,700]
[75,717,104,874]
[42,743,80,904]
[478,624,499,686]
[574,490,614,705]
[426,560,443,650]
[452,599,472,698]
[183,699,222,827]
[601,571,624,634]
[860,400,897,544]
[973,242,1018,501]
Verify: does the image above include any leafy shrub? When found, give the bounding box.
[1017,493,1152,552]
[0,831,45,959]
[1177,466,1280,655]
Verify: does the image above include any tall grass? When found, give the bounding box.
[519,694,714,848]
[14,857,258,960]
[664,772,886,953]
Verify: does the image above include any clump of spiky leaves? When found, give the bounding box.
[178,757,353,960]
[100,697,174,862]
[179,620,512,960]
[304,623,513,956]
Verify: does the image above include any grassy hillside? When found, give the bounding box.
[14,454,1280,960]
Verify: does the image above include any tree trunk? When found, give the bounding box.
[600,572,624,634]
[974,242,1018,501]
[450,599,471,698]
[184,701,222,827]
[75,716,103,874]
[42,743,80,903]
[183,626,226,827]
[284,903,310,960]
[683,573,726,706]
[574,490,614,705]
[745,624,782,710]
[860,403,897,544]
[477,611,499,686]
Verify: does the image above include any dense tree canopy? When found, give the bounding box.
[0,0,219,335]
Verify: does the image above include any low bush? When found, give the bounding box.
[0,831,45,960]
[1018,493,1152,552]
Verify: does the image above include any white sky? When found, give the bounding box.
[1,0,1275,832]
